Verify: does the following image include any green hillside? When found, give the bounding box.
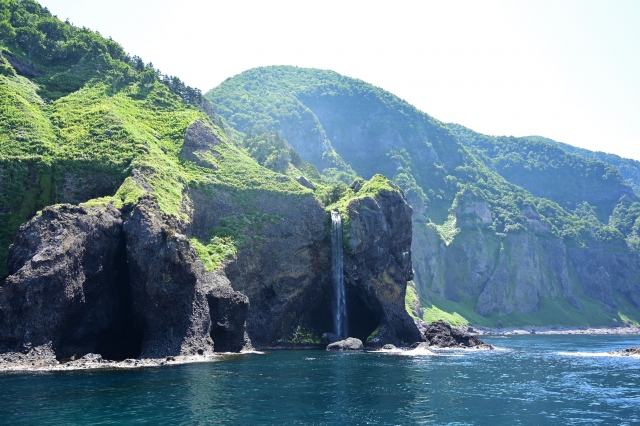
[207,66,640,327]
[447,123,636,223]
[525,135,640,195]
[0,1,313,278]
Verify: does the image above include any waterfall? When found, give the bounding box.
[331,211,348,338]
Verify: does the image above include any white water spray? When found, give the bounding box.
[331,211,348,338]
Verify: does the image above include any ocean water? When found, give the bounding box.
[1,334,639,425]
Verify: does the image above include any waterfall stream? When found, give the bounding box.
[331,211,348,338]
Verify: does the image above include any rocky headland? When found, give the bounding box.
[0,139,421,369]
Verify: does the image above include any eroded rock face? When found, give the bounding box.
[221,192,332,348]
[206,275,251,353]
[422,320,493,349]
[567,240,640,309]
[180,120,222,168]
[344,189,422,347]
[123,195,216,358]
[0,177,423,357]
[0,195,253,362]
[0,204,129,359]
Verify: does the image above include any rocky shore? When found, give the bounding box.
[0,347,266,372]
[473,325,640,336]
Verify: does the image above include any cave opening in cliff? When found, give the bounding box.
[345,291,379,342]
[94,239,143,361]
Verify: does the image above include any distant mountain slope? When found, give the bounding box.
[447,123,636,222]
[208,66,640,328]
[525,135,640,195]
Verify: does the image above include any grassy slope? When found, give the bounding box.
[0,2,311,277]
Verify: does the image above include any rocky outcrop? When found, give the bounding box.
[567,240,640,309]
[0,204,129,360]
[343,187,422,347]
[207,279,251,353]
[0,196,252,361]
[3,53,41,78]
[123,196,216,358]
[609,347,640,356]
[326,337,364,351]
[422,320,493,349]
[295,175,316,190]
[180,120,221,168]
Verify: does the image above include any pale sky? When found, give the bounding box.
[39,0,640,161]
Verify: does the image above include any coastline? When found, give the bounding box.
[473,325,640,336]
[0,351,265,373]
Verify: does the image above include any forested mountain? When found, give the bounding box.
[447,123,636,223]
[525,135,640,195]
[207,66,640,327]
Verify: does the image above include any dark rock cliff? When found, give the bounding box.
[124,195,244,358]
[221,193,332,348]
[0,197,250,360]
[343,188,422,346]
[0,182,415,358]
[0,204,131,359]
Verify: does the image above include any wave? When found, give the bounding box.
[0,351,272,373]
[557,351,640,358]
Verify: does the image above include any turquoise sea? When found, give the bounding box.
[1,334,639,425]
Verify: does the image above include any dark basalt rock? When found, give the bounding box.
[609,347,640,356]
[343,187,422,347]
[207,280,251,352]
[0,178,422,359]
[221,192,332,349]
[123,196,216,358]
[423,320,494,349]
[124,195,253,358]
[0,196,253,362]
[326,337,364,351]
[0,204,128,360]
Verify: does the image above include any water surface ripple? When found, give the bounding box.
[1,334,639,425]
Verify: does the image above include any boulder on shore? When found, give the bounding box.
[326,337,364,351]
[422,320,494,349]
